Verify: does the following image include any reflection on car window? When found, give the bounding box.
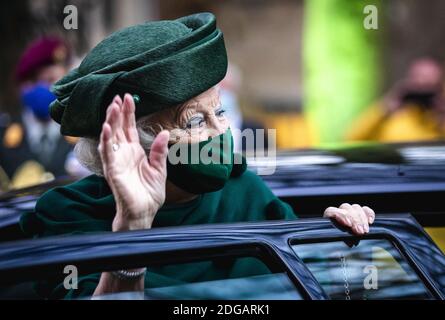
[291,239,432,300]
[94,257,302,300]
[0,256,303,300]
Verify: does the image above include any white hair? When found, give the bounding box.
[74,116,161,176]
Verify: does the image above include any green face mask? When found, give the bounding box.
[166,128,235,194]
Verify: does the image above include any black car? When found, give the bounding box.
[0,142,444,299]
[247,141,445,251]
[0,214,443,300]
[1,142,445,240]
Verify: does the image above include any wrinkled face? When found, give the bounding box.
[144,87,230,144]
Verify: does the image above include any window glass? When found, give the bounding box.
[0,255,303,300]
[291,239,432,300]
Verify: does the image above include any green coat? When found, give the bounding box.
[20,170,297,299]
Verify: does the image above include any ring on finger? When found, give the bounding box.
[112,143,120,152]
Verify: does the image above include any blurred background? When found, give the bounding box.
[1,0,445,190]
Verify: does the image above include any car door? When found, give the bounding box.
[0,214,443,300]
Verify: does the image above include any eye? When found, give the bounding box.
[186,115,205,129]
[215,107,226,118]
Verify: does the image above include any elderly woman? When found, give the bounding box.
[20,13,375,299]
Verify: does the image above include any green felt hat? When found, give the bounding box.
[50,12,228,137]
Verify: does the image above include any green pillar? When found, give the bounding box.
[303,0,382,144]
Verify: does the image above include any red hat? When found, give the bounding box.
[15,37,70,83]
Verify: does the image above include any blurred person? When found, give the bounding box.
[346,57,445,142]
[0,37,81,190]
[19,13,375,299]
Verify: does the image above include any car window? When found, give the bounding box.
[93,256,302,300]
[0,254,303,300]
[291,238,433,300]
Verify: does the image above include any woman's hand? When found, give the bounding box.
[323,203,375,235]
[98,94,170,231]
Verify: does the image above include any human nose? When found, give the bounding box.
[206,114,226,138]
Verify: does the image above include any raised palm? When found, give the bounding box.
[98,94,169,230]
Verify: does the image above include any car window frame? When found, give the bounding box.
[0,214,443,300]
[0,239,311,300]
[289,233,437,299]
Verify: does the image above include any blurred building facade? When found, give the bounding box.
[1,0,445,148]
